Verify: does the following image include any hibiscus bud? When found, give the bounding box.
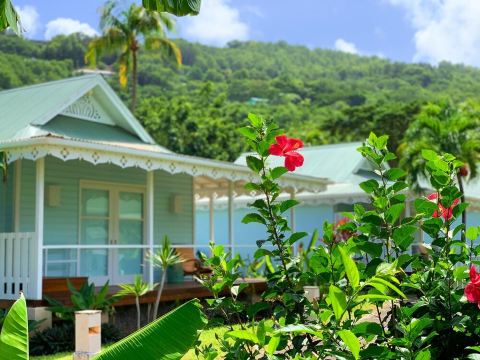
[458,165,469,177]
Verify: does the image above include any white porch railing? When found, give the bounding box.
[0,232,37,300]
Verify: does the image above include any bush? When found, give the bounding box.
[29,322,122,356]
[195,114,480,359]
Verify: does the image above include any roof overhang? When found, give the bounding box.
[0,137,331,197]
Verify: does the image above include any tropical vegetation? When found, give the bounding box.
[85,0,182,110]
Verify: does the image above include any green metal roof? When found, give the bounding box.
[235,142,376,184]
[0,74,167,151]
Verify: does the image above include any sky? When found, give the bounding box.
[12,0,480,67]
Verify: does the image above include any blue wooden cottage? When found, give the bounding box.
[0,75,328,301]
[196,143,480,257]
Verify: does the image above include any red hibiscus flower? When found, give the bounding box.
[269,135,304,172]
[465,266,480,308]
[426,193,459,220]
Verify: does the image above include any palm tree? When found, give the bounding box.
[399,100,480,234]
[85,0,182,110]
[148,236,183,320]
[117,275,154,329]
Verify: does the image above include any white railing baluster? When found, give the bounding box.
[0,232,37,300]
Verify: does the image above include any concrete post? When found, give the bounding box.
[73,310,102,360]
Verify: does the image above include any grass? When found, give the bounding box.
[30,325,232,360]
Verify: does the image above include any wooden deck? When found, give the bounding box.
[0,277,267,308]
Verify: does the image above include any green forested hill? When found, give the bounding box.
[1,33,480,160]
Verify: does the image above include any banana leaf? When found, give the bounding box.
[93,299,206,360]
[142,0,201,16]
[0,293,29,360]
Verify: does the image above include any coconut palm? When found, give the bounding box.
[117,275,154,329]
[85,0,182,110]
[399,100,480,233]
[148,236,183,320]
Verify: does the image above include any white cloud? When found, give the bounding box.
[334,38,359,54]
[181,0,249,46]
[16,5,39,37]
[44,18,98,40]
[386,0,480,66]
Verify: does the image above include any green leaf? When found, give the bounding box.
[93,299,206,360]
[414,198,438,217]
[142,0,201,16]
[242,213,266,225]
[279,199,299,213]
[237,127,256,141]
[415,349,431,360]
[384,168,407,181]
[386,203,405,224]
[0,294,29,360]
[328,285,347,321]
[266,335,280,355]
[247,113,263,127]
[393,225,417,251]
[246,155,263,173]
[339,247,359,289]
[226,330,259,344]
[421,149,437,161]
[287,231,308,246]
[352,322,383,336]
[338,329,360,360]
[467,227,479,241]
[359,179,379,194]
[270,166,288,180]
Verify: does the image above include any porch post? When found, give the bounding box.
[146,171,154,286]
[209,193,215,244]
[34,158,45,300]
[228,181,235,255]
[14,159,22,232]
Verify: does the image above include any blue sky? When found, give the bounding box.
[13,0,480,66]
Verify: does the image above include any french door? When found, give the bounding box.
[79,181,145,285]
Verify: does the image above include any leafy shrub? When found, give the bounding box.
[29,322,122,356]
[46,280,117,321]
[196,113,480,359]
[29,323,74,356]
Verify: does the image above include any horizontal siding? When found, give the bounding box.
[20,160,35,233]
[154,171,193,245]
[19,157,193,246]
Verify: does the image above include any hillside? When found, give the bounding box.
[1,33,480,160]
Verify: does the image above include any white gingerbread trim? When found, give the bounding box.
[1,137,329,193]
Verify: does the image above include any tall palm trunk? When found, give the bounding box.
[130,47,138,111]
[152,268,167,320]
[457,173,467,242]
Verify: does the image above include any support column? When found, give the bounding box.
[14,159,22,232]
[228,181,235,255]
[209,193,215,244]
[146,171,154,286]
[34,158,45,300]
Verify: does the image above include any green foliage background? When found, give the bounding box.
[2,33,480,160]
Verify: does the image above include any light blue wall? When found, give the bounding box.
[18,157,194,245]
[195,203,335,260]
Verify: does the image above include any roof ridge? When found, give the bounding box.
[0,74,100,95]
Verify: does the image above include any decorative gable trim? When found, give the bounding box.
[60,94,115,125]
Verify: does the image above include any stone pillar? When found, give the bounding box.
[304,286,320,302]
[73,310,102,360]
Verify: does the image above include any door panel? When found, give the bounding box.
[113,191,145,283]
[79,185,145,285]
